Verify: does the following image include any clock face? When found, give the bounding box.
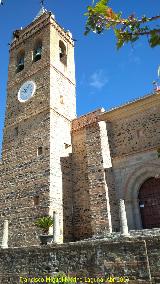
[18,81,36,102]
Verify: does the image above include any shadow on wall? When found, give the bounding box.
[104,168,120,232]
[61,155,93,242]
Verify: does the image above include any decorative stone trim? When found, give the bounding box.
[10,13,74,51]
[112,146,160,160]
[100,90,160,121]
[10,16,50,50]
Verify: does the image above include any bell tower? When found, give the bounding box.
[0,6,76,246]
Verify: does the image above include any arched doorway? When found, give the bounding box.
[138,177,160,229]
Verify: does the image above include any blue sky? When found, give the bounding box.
[0,0,160,155]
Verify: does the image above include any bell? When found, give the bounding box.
[35,47,42,55]
[36,50,41,56]
[18,62,24,67]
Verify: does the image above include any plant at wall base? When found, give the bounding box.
[35,216,54,245]
[53,271,77,284]
[35,216,54,234]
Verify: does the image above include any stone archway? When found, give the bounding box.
[138,177,160,229]
[124,164,160,230]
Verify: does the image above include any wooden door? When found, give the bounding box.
[138,177,160,229]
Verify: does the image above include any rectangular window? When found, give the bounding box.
[33,196,40,206]
[37,146,43,156]
[15,126,18,136]
[137,129,144,138]
[60,95,64,104]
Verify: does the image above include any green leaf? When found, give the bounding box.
[116,11,122,20]
[116,39,124,49]
[93,0,109,14]
[131,35,139,43]
[158,66,160,78]
[149,31,160,47]
[35,216,54,234]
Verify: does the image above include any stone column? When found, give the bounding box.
[1,220,8,249]
[53,212,60,243]
[119,199,129,236]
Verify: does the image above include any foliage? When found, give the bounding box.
[157,148,160,158]
[35,216,54,234]
[158,66,160,78]
[85,0,160,48]
[53,271,76,284]
[1,1,159,48]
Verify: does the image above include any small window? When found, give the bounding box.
[16,50,25,73]
[59,40,67,65]
[37,146,43,156]
[15,127,18,137]
[137,129,144,138]
[60,95,64,104]
[33,39,42,62]
[64,143,71,149]
[33,196,40,206]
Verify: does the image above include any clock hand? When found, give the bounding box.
[27,85,31,92]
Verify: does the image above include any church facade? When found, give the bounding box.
[0,8,160,247]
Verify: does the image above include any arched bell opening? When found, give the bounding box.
[59,40,67,65]
[16,49,25,73]
[33,39,42,62]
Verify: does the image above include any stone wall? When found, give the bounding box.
[112,150,160,230]
[70,92,160,236]
[0,237,160,283]
[61,153,73,242]
[71,110,119,240]
[50,111,74,243]
[50,16,76,120]
[49,14,76,242]
[102,92,160,158]
[0,11,76,246]
[0,13,52,246]
[100,91,160,231]
[0,110,51,247]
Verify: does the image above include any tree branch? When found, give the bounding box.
[105,15,160,25]
[120,28,160,37]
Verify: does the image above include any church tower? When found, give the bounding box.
[0,6,76,246]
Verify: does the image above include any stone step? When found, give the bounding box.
[90,228,160,241]
[130,228,160,237]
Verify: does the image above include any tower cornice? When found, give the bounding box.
[10,12,74,51]
[10,12,51,50]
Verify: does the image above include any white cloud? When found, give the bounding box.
[89,70,109,90]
